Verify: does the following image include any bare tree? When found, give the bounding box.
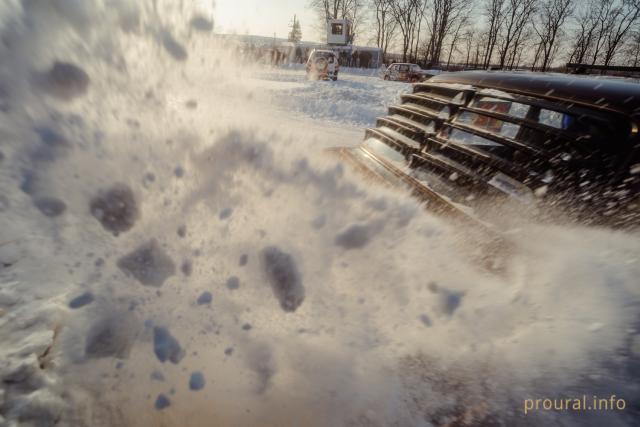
[342,0,365,42]
[508,26,536,67]
[371,0,398,58]
[410,0,428,63]
[601,0,640,66]
[497,0,537,68]
[566,0,639,67]
[532,0,573,71]
[390,0,424,62]
[471,32,489,66]
[568,0,601,64]
[444,14,471,67]
[482,0,507,67]
[311,0,343,20]
[422,0,469,65]
[622,28,640,66]
[566,0,639,66]
[288,15,303,42]
[462,28,476,66]
[316,0,634,69]
[591,1,616,64]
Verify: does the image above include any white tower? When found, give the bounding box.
[326,19,352,45]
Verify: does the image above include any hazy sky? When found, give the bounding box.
[215,0,320,41]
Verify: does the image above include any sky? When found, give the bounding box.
[215,0,321,42]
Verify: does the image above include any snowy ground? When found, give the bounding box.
[1,2,639,427]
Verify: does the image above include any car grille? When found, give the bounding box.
[364,81,640,228]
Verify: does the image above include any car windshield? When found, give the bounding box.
[312,51,333,59]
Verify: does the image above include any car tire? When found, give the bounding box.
[332,76,337,81]
[383,75,390,81]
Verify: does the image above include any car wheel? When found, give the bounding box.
[383,75,390,81]
[332,76,337,81]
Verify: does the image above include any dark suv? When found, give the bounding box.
[332,71,640,230]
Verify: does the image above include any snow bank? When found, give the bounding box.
[254,68,410,127]
[0,1,639,427]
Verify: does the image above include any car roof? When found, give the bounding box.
[429,71,640,117]
[312,49,335,54]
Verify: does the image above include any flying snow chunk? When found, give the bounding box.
[85,315,136,359]
[261,246,305,312]
[196,291,212,305]
[247,344,276,394]
[181,259,193,276]
[150,370,165,381]
[43,61,90,100]
[90,184,139,235]
[0,87,8,113]
[189,371,205,390]
[154,394,171,410]
[311,214,326,229]
[226,276,240,290]
[219,207,233,220]
[434,287,464,316]
[534,185,548,197]
[0,195,9,212]
[419,314,432,327]
[30,127,71,164]
[34,197,66,217]
[160,29,188,61]
[335,223,372,249]
[190,16,214,32]
[117,240,176,287]
[153,327,184,364]
[239,254,249,266]
[69,292,94,309]
[588,322,605,332]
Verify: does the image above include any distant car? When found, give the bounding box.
[383,63,425,82]
[331,71,640,231]
[306,49,339,81]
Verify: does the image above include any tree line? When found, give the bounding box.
[309,0,640,70]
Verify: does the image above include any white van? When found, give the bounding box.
[306,49,339,81]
